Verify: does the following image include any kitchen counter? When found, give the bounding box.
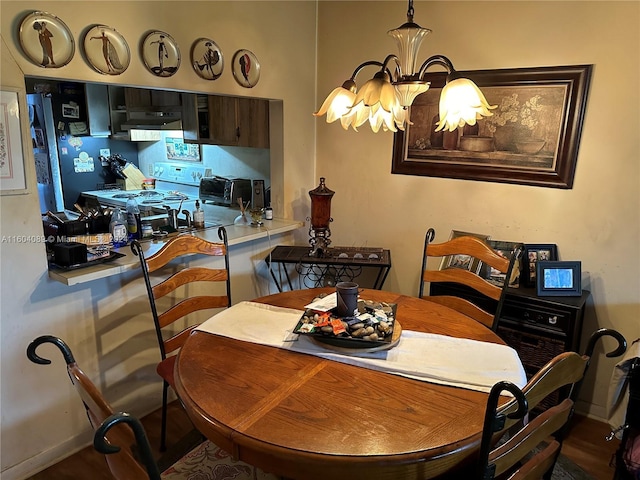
[80,188,261,230]
[48,218,304,286]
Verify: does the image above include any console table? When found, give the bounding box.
[265,245,392,291]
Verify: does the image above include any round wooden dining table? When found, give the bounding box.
[173,288,512,480]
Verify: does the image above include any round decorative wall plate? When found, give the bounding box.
[191,38,223,80]
[82,25,130,75]
[19,11,75,68]
[141,30,180,77]
[232,49,260,88]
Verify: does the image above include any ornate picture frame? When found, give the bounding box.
[392,65,593,189]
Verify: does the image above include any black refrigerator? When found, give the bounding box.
[27,84,139,212]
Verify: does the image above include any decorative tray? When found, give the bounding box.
[49,250,125,271]
[293,299,400,351]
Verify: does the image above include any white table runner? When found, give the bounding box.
[195,301,527,393]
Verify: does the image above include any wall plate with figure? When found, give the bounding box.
[232,49,260,88]
[82,25,130,75]
[141,30,180,77]
[19,11,75,68]
[191,38,223,80]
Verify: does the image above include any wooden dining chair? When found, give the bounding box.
[131,229,231,451]
[418,228,523,331]
[476,328,627,480]
[27,335,279,480]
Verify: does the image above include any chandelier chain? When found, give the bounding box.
[407,0,415,22]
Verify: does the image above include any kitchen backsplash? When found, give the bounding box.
[138,132,271,188]
[148,162,211,186]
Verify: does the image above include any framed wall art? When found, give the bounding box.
[141,30,180,77]
[392,65,593,189]
[191,38,223,80]
[523,243,558,288]
[536,260,582,297]
[1,88,30,195]
[18,11,75,68]
[82,25,130,75]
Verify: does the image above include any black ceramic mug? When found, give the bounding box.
[335,282,359,317]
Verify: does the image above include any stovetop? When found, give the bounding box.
[82,188,196,211]
[109,190,191,204]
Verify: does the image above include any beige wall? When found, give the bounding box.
[316,0,639,416]
[0,2,315,478]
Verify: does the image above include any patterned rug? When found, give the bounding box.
[553,454,594,479]
[159,430,594,479]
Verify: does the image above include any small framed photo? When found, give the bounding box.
[523,244,559,288]
[481,240,524,287]
[536,261,582,296]
[439,230,491,273]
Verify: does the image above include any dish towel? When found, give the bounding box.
[195,301,527,393]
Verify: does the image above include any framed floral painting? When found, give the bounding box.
[392,65,593,189]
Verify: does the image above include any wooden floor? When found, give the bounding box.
[28,401,619,479]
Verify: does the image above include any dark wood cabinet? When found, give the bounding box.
[183,94,269,148]
[124,88,182,112]
[208,96,269,148]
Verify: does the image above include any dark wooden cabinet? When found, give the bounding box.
[183,94,269,148]
[208,96,269,148]
[124,88,182,112]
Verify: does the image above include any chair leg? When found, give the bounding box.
[160,380,169,452]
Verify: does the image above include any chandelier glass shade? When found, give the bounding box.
[314,0,495,133]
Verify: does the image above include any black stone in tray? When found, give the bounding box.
[293,300,397,348]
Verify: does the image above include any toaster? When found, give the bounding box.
[199,176,252,206]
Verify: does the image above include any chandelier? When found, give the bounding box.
[314,0,495,133]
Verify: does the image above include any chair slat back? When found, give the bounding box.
[478,328,627,479]
[490,400,572,480]
[145,234,227,272]
[419,228,522,330]
[500,352,587,420]
[132,229,231,360]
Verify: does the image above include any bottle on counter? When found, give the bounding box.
[126,195,141,239]
[265,205,273,220]
[193,199,205,229]
[109,208,128,248]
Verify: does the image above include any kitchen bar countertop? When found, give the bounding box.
[48,218,304,286]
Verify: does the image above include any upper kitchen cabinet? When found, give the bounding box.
[124,88,183,113]
[183,94,270,148]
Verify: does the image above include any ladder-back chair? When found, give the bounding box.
[477,328,627,479]
[131,229,231,451]
[419,228,522,331]
[27,335,278,480]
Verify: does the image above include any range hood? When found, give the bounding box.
[116,111,181,141]
[121,111,182,131]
